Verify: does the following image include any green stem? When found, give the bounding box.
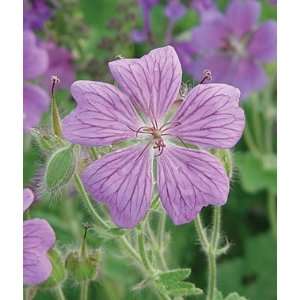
[80,281,89,300]
[158,212,166,248]
[73,174,109,229]
[55,287,66,300]
[88,147,99,161]
[207,207,221,300]
[243,125,261,158]
[146,221,168,270]
[194,215,209,252]
[267,191,277,237]
[137,225,154,273]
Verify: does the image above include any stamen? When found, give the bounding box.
[199,69,212,84]
[51,75,60,97]
[135,126,151,137]
[160,121,182,132]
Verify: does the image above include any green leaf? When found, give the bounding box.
[156,269,203,297]
[225,292,248,300]
[214,290,224,300]
[218,232,276,300]
[235,152,276,193]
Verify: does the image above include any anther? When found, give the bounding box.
[200,69,212,84]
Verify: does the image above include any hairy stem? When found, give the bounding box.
[194,214,209,252]
[80,281,89,300]
[55,287,66,300]
[73,174,109,229]
[207,207,221,300]
[137,225,154,273]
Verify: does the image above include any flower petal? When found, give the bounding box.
[167,83,245,148]
[62,81,141,146]
[225,0,261,37]
[109,46,182,121]
[157,146,229,225]
[248,21,277,62]
[191,16,230,52]
[23,219,56,285]
[23,188,34,212]
[23,30,48,80]
[82,145,153,228]
[229,59,268,98]
[24,83,50,132]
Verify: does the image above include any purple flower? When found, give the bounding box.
[41,41,75,90]
[23,188,34,212]
[132,0,159,42]
[23,30,50,132]
[23,189,55,285]
[23,0,53,30]
[165,0,186,23]
[62,46,245,228]
[189,0,277,98]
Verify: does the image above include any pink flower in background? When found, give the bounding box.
[23,30,50,132]
[188,0,277,98]
[62,46,245,228]
[23,31,75,132]
[23,189,56,285]
[41,41,75,90]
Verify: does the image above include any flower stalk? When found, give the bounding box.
[194,207,222,300]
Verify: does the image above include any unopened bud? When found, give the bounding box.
[44,145,79,193]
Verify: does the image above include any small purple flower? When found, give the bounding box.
[189,0,277,98]
[23,30,50,132]
[23,189,55,285]
[62,46,245,228]
[23,0,53,30]
[165,0,186,23]
[132,0,159,42]
[41,41,75,90]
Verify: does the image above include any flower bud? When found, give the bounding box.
[65,250,101,282]
[44,145,79,193]
[65,226,101,282]
[211,149,233,178]
[31,129,63,152]
[40,249,66,289]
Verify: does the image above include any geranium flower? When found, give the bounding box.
[62,46,245,228]
[188,0,276,98]
[23,189,56,285]
[23,30,50,132]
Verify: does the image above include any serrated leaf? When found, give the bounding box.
[158,268,191,283]
[225,292,248,300]
[156,268,202,297]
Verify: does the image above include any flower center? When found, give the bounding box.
[135,121,181,156]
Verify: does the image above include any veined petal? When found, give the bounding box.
[225,0,261,37]
[157,146,229,225]
[23,219,56,285]
[109,46,182,121]
[62,81,141,146]
[167,83,245,148]
[82,145,153,228]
